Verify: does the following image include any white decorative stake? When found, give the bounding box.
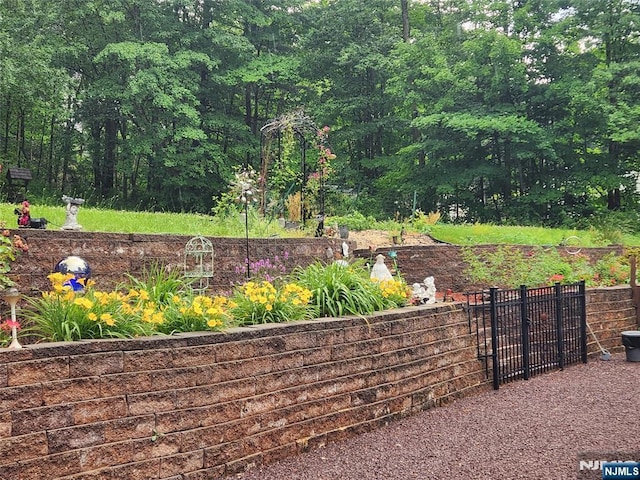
[4,288,22,349]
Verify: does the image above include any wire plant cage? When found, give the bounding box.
[183,236,214,293]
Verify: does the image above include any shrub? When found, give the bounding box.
[328,212,378,231]
[462,245,629,288]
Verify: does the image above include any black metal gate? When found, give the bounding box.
[467,281,587,390]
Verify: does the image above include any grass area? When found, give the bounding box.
[0,203,300,238]
[432,224,583,246]
[429,223,640,247]
[3,201,639,246]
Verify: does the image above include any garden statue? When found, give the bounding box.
[61,195,84,231]
[424,276,437,304]
[411,283,429,304]
[370,254,393,282]
[326,247,334,260]
[16,200,30,227]
[342,241,349,259]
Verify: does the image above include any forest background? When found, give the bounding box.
[2,0,640,232]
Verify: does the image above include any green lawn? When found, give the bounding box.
[3,202,639,247]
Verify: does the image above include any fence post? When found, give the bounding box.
[579,280,588,364]
[520,285,530,380]
[490,287,500,390]
[554,282,565,370]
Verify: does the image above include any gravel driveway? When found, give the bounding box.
[234,354,639,480]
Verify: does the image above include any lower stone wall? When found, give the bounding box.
[585,286,638,355]
[0,287,634,480]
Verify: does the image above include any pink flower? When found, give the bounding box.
[1,319,20,331]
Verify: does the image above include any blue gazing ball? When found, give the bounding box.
[55,256,91,279]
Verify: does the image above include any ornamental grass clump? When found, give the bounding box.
[293,260,391,317]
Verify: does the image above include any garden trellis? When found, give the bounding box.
[259,110,326,233]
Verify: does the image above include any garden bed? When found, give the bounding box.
[0,286,634,480]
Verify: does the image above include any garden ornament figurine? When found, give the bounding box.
[370,254,393,281]
[412,283,429,304]
[16,200,30,227]
[424,276,437,304]
[342,241,349,259]
[14,199,48,229]
[61,195,84,231]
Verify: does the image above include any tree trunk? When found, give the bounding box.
[103,117,117,195]
[401,0,410,41]
[3,98,11,155]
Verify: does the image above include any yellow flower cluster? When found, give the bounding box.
[378,279,410,301]
[233,280,314,324]
[280,282,313,306]
[178,295,236,327]
[47,272,94,293]
[241,281,279,311]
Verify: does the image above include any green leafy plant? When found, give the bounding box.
[0,229,27,290]
[293,260,387,317]
[230,280,317,325]
[158,294,235,334]
[119,263,235,334]
[327,212,378,231]
[462,245,629,289]
[0,319,16,347]
[375,278,411,308]
[120,262,190,306]
[23,273,156,342]
[411,209,441,233]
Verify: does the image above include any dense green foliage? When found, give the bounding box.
[462,246,630,288]
[3,0,640,228]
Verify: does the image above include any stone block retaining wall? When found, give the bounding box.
[7,230,626,295]
[8,230,353,295]
[0,287,634,480]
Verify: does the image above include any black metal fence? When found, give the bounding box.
[466,281,587,390]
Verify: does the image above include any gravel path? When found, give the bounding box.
[234,354,640,480]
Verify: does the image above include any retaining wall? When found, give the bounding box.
[7,230,625,295]
[0,286,635,480]
[8,230,353,295]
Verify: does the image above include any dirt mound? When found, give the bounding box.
[344,229,440,250]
